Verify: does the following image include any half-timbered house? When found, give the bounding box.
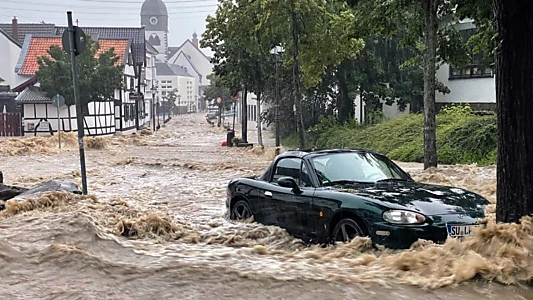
[13,35,133,136]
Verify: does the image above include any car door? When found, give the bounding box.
[294,160,317,238]
[262,157,315,238]
[260,157,299,227]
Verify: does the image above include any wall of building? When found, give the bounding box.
[21,102,115,137]
[436,64,496,104]
[174,43,213,85]
[177,76,197,112]
[435,19,496,106]
[0,34,21,88]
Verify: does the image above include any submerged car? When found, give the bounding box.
[226,149,490,249]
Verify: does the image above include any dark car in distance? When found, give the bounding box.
[225,149,490,249]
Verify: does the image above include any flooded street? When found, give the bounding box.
[0,113,531,299]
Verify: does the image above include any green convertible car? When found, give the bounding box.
[226,149,490,249]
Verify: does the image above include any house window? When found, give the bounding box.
[449,28,494,79]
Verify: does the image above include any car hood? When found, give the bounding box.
[334,181,490,217]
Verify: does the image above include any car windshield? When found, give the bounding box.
[310,152,411,185]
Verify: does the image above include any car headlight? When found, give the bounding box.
[382,210,426,224]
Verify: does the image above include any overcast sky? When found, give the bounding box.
[0,0,217,55]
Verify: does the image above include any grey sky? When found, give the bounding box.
[0,0,217,55]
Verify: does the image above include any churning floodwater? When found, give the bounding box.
[0,114,532,300]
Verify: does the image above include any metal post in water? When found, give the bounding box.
[67,11,88,195]
[57,93,61,150]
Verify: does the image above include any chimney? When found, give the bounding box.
[11,16,18,42]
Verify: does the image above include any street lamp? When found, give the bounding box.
[162,96,166,122]
[178,94,182,115]
[270,45,284,148]
[156,96,161,130]
[195,94,198,113]
[150,82,156,131]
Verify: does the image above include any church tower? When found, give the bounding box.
[141,0,168,62]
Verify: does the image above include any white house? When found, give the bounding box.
[435,19,495,110]
[155,62,198,113]
[143,42,158,128]
[168,33,214,111]
[0,28,21,89]
[13,35,135,136]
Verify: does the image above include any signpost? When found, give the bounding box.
[51,94,66,149]
[64,11,88,195]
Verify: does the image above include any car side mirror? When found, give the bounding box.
[277,177,301,193]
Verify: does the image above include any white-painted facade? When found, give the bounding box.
[22,102,76,136]
[22,100,116,137]
[234,91,271,131]
[169,51,204,86]
[0,30,21,88]
[157,73,197,112]
[436,19,495,106]
[178,76,198,112]
[144,53,157,126]
[168,40,213,86]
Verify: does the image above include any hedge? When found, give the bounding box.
[282,105,497,166]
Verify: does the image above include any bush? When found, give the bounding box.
[282,105,497,166]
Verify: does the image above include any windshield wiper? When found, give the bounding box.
[376,178,409,183]
[323,180,374,186]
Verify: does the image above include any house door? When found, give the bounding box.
[0,113,22,136]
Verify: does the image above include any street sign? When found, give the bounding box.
[51,94,66,107]
[232,94,240,101]
[62,26,87,56]
[216,97,222,104]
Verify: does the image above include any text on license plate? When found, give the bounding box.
[446,224,480,238]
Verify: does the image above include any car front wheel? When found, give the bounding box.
[331,218,365,243]
[230,200,253,220]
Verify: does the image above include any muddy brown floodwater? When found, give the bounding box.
[0,114,532,300]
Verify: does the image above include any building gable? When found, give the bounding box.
[170,52,203,84]
[168,40,213,85]
[0,28,21,48]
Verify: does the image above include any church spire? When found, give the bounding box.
[192,31,199,48]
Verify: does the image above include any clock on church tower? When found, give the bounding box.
[141,0,169,61]
[140,0,168,32]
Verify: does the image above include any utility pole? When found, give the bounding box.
[65,11,88,194]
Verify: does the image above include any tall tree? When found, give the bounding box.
[494,0,533,223]
[350,0,470,169]
[203,74,233,111]
[256,0,363,148]
[36,37,122,113]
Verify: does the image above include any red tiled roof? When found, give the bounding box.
[19,37,129,76]
[20,37,62,75]
[97,39,129,66]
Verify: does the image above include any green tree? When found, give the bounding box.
[167,88,178,112]
[257,0,364,148]
[349,0,471,169]
[204,0,364,149]
[0,77,4,84]
[203,74,233,111]
[36,37,123,114]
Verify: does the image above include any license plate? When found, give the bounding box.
[446,224,480,238]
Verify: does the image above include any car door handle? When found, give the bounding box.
[264,191,273,197]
